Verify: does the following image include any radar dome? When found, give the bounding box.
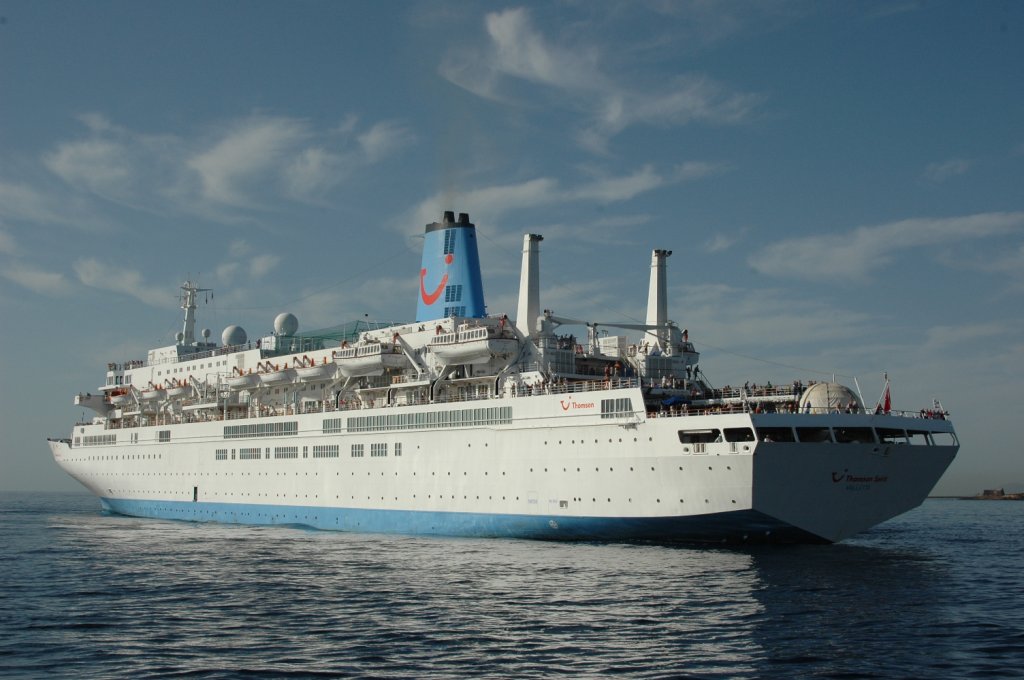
[221,325,247,347]
[274,312,299,336]
[798,382,863,413]
[175,331,185,343]
[201,328,211,340]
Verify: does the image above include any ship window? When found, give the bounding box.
[370,443,387,457]
[394,442,402,457]
[351,444,364,457]
[906,430,933,446]
[443,229,456,254]
[312,445,340,458]
[274,446,299,459]
[677,429,722,444]
[932,431,957,446]
[601,398,634,419]
[796,427,833,443]
[445,284,463,303]
[158,430,171,443]
[215,449,228,460]
[756,427,796,442]
[834,427,876,444]
[239,447,261,460]
[724,428,755,442]
[876,428,907,444]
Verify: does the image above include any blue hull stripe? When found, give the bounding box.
[99,497,822,543]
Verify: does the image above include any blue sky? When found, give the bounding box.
[1,1,1021,494]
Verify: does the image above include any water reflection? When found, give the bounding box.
[3,495,1021,678]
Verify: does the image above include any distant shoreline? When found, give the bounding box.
[929,495,1024,501]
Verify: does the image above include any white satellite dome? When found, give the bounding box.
[274,312,299,337]
[798,382,863,413]
[221,325,247,347]
[201,328,211,340]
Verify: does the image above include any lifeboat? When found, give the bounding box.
[295,363,333,381]
[334,342,409,377]
[165,380,190,398]
[293,356,335,381]
[108,390,131,406]
[429,326,519,365]
[139,386,166,401]
[227,368,260,391]
[259,365,295,385]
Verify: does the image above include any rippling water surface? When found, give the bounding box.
[1,493,1022,678]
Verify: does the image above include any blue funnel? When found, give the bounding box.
[416,211,486,322]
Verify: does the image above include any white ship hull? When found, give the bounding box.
[49,388,956,543]
[51,214,959,544]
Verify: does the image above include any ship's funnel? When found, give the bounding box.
[515,234,543,338]
[415,211,486,322]
[645,249,672,349]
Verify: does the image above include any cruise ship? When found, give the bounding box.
[49,211,959,543]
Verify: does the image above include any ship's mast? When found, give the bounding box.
[180,280,211,346]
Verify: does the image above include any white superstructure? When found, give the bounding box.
[50,212,958,543]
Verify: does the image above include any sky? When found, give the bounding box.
[0,1,1021,495]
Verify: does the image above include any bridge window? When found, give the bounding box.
[756,427,796,442]
[724,428,755,442]
[796,427,833,443]
[678,429,721,444]
[876,428,907,444]
[906,430,933,446]
[834,427,876,444]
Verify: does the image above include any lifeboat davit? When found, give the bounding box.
[428,326,519,365]
[334,343,409,377]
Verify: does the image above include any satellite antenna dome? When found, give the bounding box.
[175,331,185,343]
[274,312,299,337]
[221,325,247,347]
[201,328,211,340]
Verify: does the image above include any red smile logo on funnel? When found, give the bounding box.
[420,253,453,305]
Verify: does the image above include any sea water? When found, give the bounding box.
[1,492,1022,678]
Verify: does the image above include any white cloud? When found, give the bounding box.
[0,262,69,296]
[228,240,251,258]
[485,8,605,90]
[357,122,416,163]
[73,258,170,306]
[283,147,348,201]
[0,180,98,229]
[922,321,1010,351]
[187,117,309,207]
[748,212,1024,280]
[215,262,240,282]
[249,254,280,279]
[0,230,15,254]
[402,163,717,239]
[440,7,760,153]
[44,139,131,197]
[923,158,972,183]
[705,234,736,252]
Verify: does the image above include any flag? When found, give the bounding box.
[882,373,891,414]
